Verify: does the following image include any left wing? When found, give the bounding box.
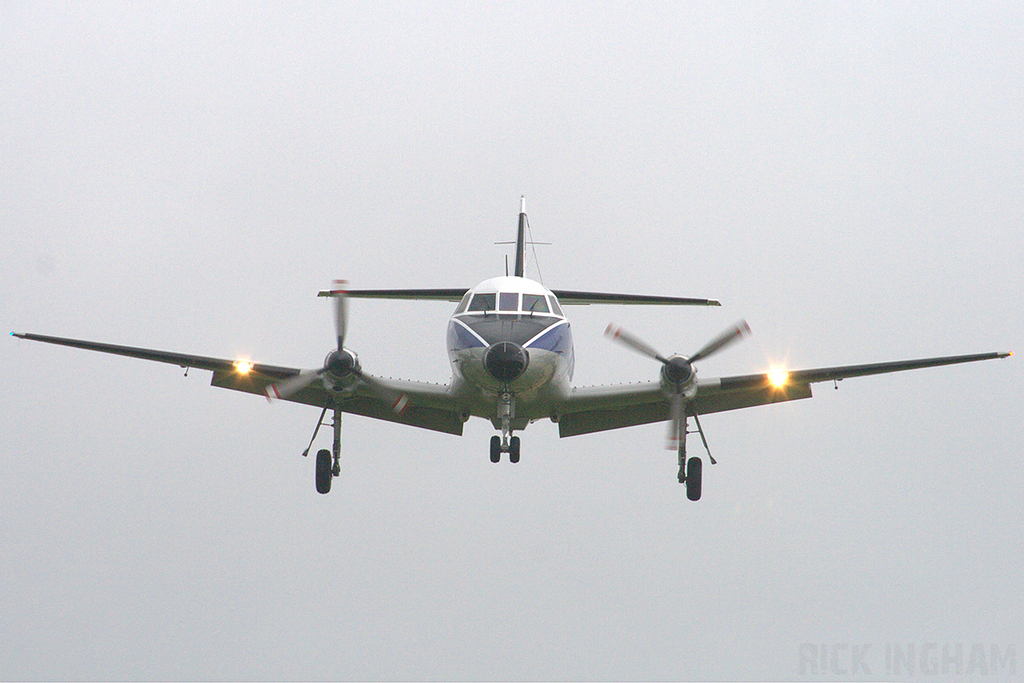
[556,351,1010,437]
[11,332,465,435]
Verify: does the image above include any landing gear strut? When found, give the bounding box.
[305,404,342,494]
[677,413,707,501]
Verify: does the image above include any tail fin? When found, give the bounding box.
[515,196,526,277]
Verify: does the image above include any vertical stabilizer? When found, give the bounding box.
[515,196,526,277]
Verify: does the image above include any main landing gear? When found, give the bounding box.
[677,411,714,501]
[305,404,341,494]
[679,449,702,502]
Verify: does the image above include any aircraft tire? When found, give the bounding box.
[685,456,702,501]
[315,448,333,494]
[509,436,521,463]
[490,435,501,463]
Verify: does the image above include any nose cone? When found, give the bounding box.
[483,341,530,383]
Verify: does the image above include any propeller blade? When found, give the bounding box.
[688,320,751,364]
[355,371,411,415]
[331,279,349,351]
[666,392,686,450]
[605,323,670,364]
[265,368,322,401]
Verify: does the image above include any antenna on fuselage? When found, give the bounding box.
[515,196,527,278]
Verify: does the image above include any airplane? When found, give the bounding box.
[12,198,1012,500]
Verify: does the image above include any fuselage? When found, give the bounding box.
[446,276,574,429]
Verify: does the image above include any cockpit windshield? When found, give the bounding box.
[499,292,519,312]
[461,290,562,316]
[467,293,496,312]
[523,293,549,313]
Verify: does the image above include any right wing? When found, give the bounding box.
[555,351,1010,437]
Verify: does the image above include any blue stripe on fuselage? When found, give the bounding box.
[524,320,571,355]
[448,318,488,350]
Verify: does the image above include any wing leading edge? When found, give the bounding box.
[11,332,464,435]
[556,351,1011,437]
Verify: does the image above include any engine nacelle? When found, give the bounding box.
[324,348,360,391]
[483,341,530,383]
[660,355,697,398]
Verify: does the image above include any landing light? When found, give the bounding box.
[768,368,789,388]
[235,361,253,374]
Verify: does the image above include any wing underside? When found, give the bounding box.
[12,333,1009,439]
[556,352,1009,437]
[12,333,465,435]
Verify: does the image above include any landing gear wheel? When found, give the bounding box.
[509,436,521,463]
[685,456,702,501]
[316,448,333,494]
[490,435,501,463]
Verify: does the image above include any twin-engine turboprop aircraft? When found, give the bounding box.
[12,199,1011,499]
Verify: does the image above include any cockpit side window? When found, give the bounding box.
[522,293,549,314]
[467,293,496,312]
[499,292,519,312]
[455,292,472,315]
[547,295,564,317]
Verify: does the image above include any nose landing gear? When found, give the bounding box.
[490,434,521,463]
[489,392,521,463]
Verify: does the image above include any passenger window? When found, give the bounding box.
[523,294,549,314]
[468,293,496,312]
[548,296,564,316]
[499,292,519,312]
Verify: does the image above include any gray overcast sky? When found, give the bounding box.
[2,2,1021,680]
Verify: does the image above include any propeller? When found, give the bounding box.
[333,279,348,351]
[265,280,409,414]
[605,320,750,455]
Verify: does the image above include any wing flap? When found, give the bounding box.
[555,380,813,437]
[211,369,465,435]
